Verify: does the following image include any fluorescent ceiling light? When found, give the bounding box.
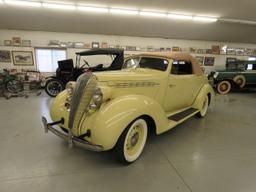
[140,11,167,17]
[0,0,3,4]
[193,16,218,22]
[220,18,256,26]
[168,13,193,20]
[110,8,138,15]
[77,6,108,13]
[5,0,41,7]
[42,3,76,10]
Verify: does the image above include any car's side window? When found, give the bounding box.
[171,60,193,75]
[123,57,140,69]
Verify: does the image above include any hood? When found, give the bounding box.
[94,68,166,82]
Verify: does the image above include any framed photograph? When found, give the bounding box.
[84,43,91,49]
[204,57,215,66]
[92,42,100,48]
[197,49,205,54]
[244,48,253,56]
[226,48,236,55]
[235,48,244,56]
[206,49,212,54]
[12,37,21,46]
[166,48,171,52]
[101,42,108,48]
[0,50,11,63]
[160,47,165,52]
[74,42,85,48]
[172,47,180,52]
[4,40,12,46]
[220,45,227,55]
[22,40,31,47]
[189,47,196,53]
[211,45,220,54]
[195,56,204,66]
[126,46,136,51]
[12,51,34,66]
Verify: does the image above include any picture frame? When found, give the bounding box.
[206,49,212,54]
[204,57,215,66]
[166,48,171,52]
[4,40,12,46]
[12,37,21,46]
[235,48,244,56]
[101,42,108,48]
[172,47,180,52]
[197,49,205,54]
[74,42,85,48]
[92,42,100,48]
[0,50,12,63]
[220,45,227,55]
[22,40,31,47]
[226,48,236,55]
[244,48,253,56]
[84,43,91,49]
[211,45,220,54]
[195,56,204,66]
[12,51,34,66]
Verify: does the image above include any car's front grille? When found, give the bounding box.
[68,73,97,131]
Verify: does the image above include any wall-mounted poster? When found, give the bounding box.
[244,49,253,56]
[189,47,196,53]
[12,37,21,46]
[4,40,12,46]
[0,50,11,63]
[160,47,165,52]
[12,51,34,66]
[206,49,212,54]
[204,57,215,66]
[220,45,227,55]
[92,42,100,48]
[195,56,204,66]
[166,48,171,52]
[211,45,220,54]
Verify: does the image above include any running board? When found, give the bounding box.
[168,108,198,122]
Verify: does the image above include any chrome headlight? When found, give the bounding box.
[88,88,103,111]
[213,72,219,79]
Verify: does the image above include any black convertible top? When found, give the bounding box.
[76,48,123,56]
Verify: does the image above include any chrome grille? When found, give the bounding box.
[68,73,97,130]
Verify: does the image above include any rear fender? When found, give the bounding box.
[192,84,215,110]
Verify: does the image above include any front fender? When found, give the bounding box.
[85,95,169,150]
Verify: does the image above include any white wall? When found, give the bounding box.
[0,29,255,73]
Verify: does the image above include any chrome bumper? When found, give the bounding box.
[42,116,104,152]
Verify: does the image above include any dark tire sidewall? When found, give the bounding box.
[45,79,64,97]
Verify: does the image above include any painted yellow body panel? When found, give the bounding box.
[50,56,214,151]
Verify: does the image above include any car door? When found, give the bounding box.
[163,60,203,113]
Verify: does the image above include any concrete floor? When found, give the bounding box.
[0,92,256,192]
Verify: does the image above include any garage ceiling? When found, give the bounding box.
[0,0,256,43]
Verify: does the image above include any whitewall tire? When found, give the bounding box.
[197,95,209,118]
[115,118,148,164]
[217,80,231,95]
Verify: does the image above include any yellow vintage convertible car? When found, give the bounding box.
[42,52,214,164]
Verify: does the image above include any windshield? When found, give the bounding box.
[124,57,169,71]
[77,55,114,68]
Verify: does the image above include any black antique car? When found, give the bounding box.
[45,48,124,97]
[208,60,256,94]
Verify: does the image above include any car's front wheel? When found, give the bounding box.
[114,118,148,165]
[217,80,231,95]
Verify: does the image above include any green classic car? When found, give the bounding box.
[209,60,256,94]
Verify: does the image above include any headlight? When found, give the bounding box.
[88,88,103,111]
[213,72,219,78]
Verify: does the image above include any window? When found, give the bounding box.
[36,49,67,72]
[246,64,256,70]
[139,57,168,71]
[123,57,140,69]
[171,60,193,75]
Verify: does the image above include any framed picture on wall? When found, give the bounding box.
[12,51,34,66]
[235,48,244,56]
[12,37,21,46]
[204,57,215,66]
[101,42,108,48]
[0,50,12,63]
[195,56,204,66]
[211,45,220,54]
[4,40,12,46]
[172,47,180,52]
[92,42,100,48]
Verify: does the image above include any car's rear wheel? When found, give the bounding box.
[233,75,246,88]
[196,95,209,118]
[217,80,231,95]
[114,118,148,165]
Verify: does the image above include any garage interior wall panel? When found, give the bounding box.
[0,29,255,73]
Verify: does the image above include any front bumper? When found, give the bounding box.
[42,116,104,152]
